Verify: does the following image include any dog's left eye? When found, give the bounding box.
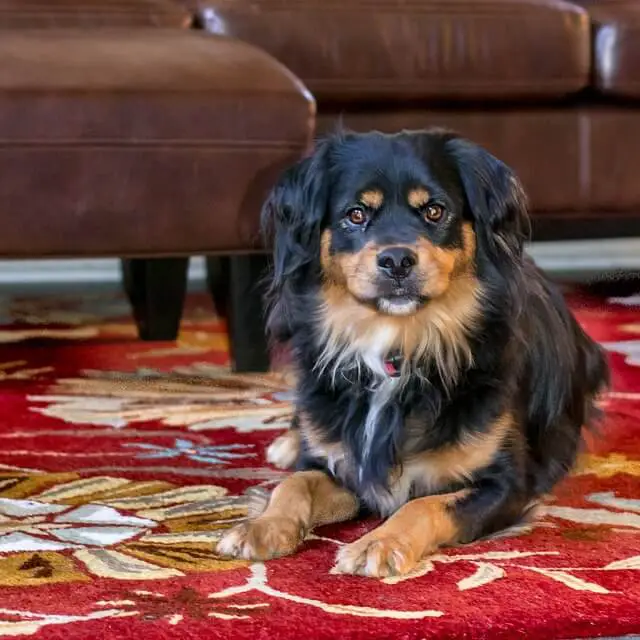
[423,204,445,223]
[346,207,368,226]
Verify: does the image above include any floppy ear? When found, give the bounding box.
[445,137,530,263]
[260,141,330,342]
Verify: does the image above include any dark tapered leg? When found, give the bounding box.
[121,257,189,341]
[206,256,230,318]
[226,254,270,373]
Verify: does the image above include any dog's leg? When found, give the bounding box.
[335,461,529,579]
[334,491,465,578]
[217,471,358,560]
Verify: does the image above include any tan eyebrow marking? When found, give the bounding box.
[359,189,384,210]
[407,187,430,209]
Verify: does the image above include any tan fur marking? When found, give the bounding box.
[461,222,476,265]
[332,243,381,299]
[216,471,358,560]
[365,412,512,515]
[334,491,464,577]
[405,413,513,490]
[321,223,477,318]
[415,227,476,299]
[320,229,334,276]
[318,222,480,385]
[319,274,482,386]
[360,189,384,210]
[321,229,376,297]
[416,237,458,298]
[407,187,430,210]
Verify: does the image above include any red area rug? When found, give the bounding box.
[0,286,638,639]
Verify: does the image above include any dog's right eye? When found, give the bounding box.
[346,207,368,226]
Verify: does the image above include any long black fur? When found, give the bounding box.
[261,128,609,541]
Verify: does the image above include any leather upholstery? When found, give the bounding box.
[0,0,190,28]
[318,110,586,214]
[581,1,640,97]
[0,31,315,257]
[588,109,640,210]
[191,0,640,233]
[318,108,640,221]
[197,0,591,102]
[0,0,637,259]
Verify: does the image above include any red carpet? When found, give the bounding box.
[0,286,638,639]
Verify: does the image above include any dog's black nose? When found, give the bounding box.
[376,247,417,279]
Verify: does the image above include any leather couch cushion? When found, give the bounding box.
[197,0,591,103]
[0,0,190,28]
[581,1,640,97]
[588,109,640,210]
[317,108,640,215]
[0,31,314,257]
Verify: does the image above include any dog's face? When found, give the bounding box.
[262,128,528,344]
[320,134,476,316]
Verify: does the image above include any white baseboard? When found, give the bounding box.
[0,239,638,285]
[526,238,640,272]
[0,257,207,285]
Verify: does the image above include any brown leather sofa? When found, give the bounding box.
[192,0,640,368]
[194,0,640,241]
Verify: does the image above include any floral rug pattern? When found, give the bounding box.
[0,287,638,639]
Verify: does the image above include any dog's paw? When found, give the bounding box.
[216,517,304,560]
[333,535,418,578]
[266,431,300,469]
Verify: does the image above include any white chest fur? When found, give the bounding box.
[360,375,399,476]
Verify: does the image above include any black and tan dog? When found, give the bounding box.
[217,128,609,578]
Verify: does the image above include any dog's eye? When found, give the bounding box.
[423,204,445,223]
[346,207,368,226]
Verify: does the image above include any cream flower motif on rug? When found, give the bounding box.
[0,292,130,327]
[0,499,157,552]
[0,473,249,586]
[29,364,295,432]
[541,500,640,530]
[608,294,640,307]
[0,361,53,381]
[600,340,640,367]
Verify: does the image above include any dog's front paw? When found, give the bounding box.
[334,535,419,578]
[216,517,305,560]
[266,431,301,469]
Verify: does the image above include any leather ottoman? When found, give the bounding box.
[0,29,314,366]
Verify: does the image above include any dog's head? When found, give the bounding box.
[262,129,529,352]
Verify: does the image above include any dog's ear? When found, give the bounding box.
[445,137,530,263]
[260,140,331,342]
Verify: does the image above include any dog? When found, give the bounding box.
[216,128,609,578]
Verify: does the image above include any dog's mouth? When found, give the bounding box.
[377,294,421,316]
[350,283,427,317]
[376,284,428,316]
